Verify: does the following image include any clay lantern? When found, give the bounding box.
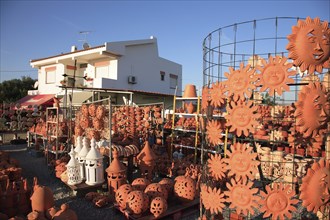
[85,138,104,186]
[77,137,90,181]
[74,136,83,159]
[136,141,157,181]
[105,150,127,197]
[66,147,82,186]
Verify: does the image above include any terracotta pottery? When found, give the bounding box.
[46,206,59,220]
[256,55,296,96]
[207,154,226,181]
[92,118,103,130]
[183,84,197,98]
[260,183,298,219]
[286,17,330,74]
[294,82,328,138]
[81,104,89,117]
[224,178,259,216]
[158,178,174,195]
[27,211,47,220]
[30,181,55,213]
[131,178,151,191]
[223,62,258,101]
[210,81,226,108]
[144,183,168,200]
[223,142,260,182]
[150,196,168,218]
[96,105,105,120]
[88,104,97,117]
[185,102,195,114]
[173,175,196,202]
[225,100,260,137]
[299,159,330,214]
[53,203,78,220]
[115,184,133,210]
[106,150,127,197]
[200,184,225,215]
[126,191,149,216]
[136,141,157,181]
[206,120,223,146]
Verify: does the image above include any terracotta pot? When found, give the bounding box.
[285,146,291,154]
[150,196,168,218]
[185,102,195,114]
[296,148,305,156]
[183,84,197,98]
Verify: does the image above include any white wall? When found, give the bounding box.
[38,64,64,95]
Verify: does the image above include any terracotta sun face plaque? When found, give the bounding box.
[256,55,296,96]
[200,184,226,215]
[300,159,330,214]
[225,100,260,137]
[201,86,211,112]
[225,178,259,216]
[294,82,329,137]
[207,153,226,181]
[206,120,223,146]
[210,81,226,108]
[287,17,330,74]
[224,62,258,101]
[223,142,260,182]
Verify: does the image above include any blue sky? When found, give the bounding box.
[0,0,329,90]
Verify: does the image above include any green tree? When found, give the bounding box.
[0,76,36,103]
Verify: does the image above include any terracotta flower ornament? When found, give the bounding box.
[299,159,330,214]
[210,81,226,108]
[286,17,330,74]
[200,184,226,215]
[225,100,260,137]
[294,82,329,137]
[260,183,299,219]
[256,55,296,96]
[206,120,223,146]
[224,62,258,101]
[201,86,211,112]
[207,153,226,181]
[225,178,259,216]
[223,142,260,182]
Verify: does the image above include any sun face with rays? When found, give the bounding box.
[286,16,330,74]
[200,184,226,215]
[210,81,226,108]
[206,120,223,146]
[201,86,211,112]
[225,178,259,216]
[300,159,330,214]
[294,82,329,137]
[223,142,260,182]
[224,62,259,101]
[225,100,260,137]
[207,153,226,181]
[260,183,299,219]
[256,55,296,96]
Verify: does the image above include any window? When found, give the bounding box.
[95,61,110,79]
[170,74,178,89]
[45,66,56,84]
[160,71,165,81]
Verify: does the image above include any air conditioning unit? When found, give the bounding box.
[128,76,137,84]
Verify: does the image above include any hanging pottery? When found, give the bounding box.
[150,196,168,218]
[223,142,260,182]
[81,104,89,117]
[200,184,225,215]
[210,81,226,108]
[126,191,149,216]
[299,159,330,214]
[286,17,330,74]
[206,120,223,146]
[294,82,328,138]
[131,178,151,191]
[173,175,196,202]
[207,153,226,181]
[225,100,260,137]
[144,183,168,200]
[223,62,258,101]
[115,184,133,210]
[256,55,296,96]
[224,178,259,216]
[96,105,105,120]
[260,183,298,219]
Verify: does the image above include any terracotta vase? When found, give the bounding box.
[296,148,305,156]
[126,191,149,216]
[150,196,168,218]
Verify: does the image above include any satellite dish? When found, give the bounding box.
[34,81,39,89]
[83,42,90,49]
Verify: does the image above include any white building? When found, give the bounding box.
[29,37,182,106]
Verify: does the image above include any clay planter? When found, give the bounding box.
[126,191,149,216]
[174,176,196,202]
[150,196,168,218]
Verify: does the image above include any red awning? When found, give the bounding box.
[16,94,55,108]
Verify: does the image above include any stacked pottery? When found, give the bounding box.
[282,154,299,192]
[256,146,272,179]
[183,84,197,114]
[270,151,284,180]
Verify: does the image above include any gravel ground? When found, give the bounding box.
[2,144,199,220]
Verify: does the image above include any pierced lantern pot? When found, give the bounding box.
[66,147,82,185]
[85,138,104,186]
[106,150,127,197]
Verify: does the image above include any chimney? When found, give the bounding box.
[71,45,77,52]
